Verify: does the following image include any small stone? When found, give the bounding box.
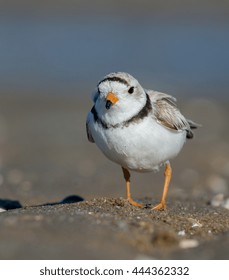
[0,208,6,213]
[192,223,201,228]
[61,195,84,204]
[179,239,199,249]
[188,218,202,228]
[178,230,186,236]
[192,222,202,228]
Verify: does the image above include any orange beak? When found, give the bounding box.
[106,92,119,105]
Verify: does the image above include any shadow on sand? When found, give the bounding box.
[0,195,84,210]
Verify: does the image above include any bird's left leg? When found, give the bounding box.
[152,162,172,210]
[122,167,143,208]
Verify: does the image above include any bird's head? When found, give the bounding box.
[92,72,147,126]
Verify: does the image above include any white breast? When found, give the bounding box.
[89,114,186,172]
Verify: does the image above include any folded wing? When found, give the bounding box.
[146,90,198,139]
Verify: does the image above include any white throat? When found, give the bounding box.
[98,91,148,127]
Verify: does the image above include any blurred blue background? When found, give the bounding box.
[0,0,229,98]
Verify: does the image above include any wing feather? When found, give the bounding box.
[146,89,194,138]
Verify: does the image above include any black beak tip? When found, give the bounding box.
[105,100,112,110]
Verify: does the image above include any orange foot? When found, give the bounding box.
[152,202,166,211]
[128,198,143,208]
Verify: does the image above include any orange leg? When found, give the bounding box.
[152,163,172,210]
[122,167,143,208]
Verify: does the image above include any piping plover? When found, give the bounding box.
[86,72,199,210]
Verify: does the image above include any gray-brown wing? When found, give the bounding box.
[146,89,194,138]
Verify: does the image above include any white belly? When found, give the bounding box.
[90,116,186,172]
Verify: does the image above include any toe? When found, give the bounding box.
[128,198,143,208]
[152,203,166,211]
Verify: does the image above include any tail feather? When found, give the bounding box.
[186,119,201,139]
[187,119,201,129]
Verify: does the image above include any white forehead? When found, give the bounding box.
[99,80,128,94]
[98,72,140,94]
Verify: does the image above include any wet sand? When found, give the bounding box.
[0,93,229,259]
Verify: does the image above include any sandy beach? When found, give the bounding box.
[0,93,228,259]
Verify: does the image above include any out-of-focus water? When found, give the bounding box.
[0,17,229,98]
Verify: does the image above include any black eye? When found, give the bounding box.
[128,86,134,94]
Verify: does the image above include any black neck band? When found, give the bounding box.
[91,92,152,129]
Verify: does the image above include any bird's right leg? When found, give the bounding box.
[122,167,143,208]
